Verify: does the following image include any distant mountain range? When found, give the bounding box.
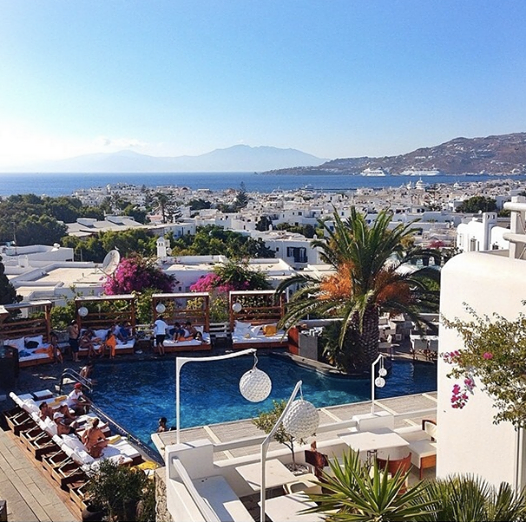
[9,145,326,173]
[264,132,526,176]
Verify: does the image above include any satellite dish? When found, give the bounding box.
[101,249,121,275]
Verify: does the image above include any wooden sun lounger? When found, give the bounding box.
[51,459,86,489]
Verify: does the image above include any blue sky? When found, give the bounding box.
[1,0,525,167]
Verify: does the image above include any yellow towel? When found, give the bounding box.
[263,324,277,336]
[48,395,67,407]
[108,434,122,445]
[135,460,160,470]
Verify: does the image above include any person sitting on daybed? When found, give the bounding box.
[183,321,202,341]
[79,329,103,358]
[54,411,75,436]
[119,321,133,342]
[81,417,108,458]
[171,322,186,342]
[104,329,118,359]
[66,382,91,415]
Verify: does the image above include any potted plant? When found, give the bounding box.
[84,460,154,521]
[253,400,309,472]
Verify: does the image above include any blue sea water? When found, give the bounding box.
[91,355,437,449]
[0,171,523,197]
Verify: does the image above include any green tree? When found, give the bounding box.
[0,255,19,304]
[252,400,308,470]
[44,196,83,222]
[277,209,440,373]
[256,215,272,231]
[155,192,169,224]
[275,222,317,238]
[122,204,149,224]
[457,196,497,213]
[189,198,212,211]
[234,182,249,210]
[16,215,68,246]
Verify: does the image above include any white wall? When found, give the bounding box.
[438,251,526,488]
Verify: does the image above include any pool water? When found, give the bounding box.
[91,355,437,449]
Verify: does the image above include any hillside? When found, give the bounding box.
[264,132,526,175]
[9,145,326,173]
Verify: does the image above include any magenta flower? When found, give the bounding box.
[483,352,493,360]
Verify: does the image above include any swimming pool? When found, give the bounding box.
[91,355,437,449]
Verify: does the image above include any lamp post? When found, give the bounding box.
[175,348,271,444]
[371,353,387,414]
[260,380,319,522]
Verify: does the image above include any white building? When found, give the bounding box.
[456,212,510,252]
[438,196,526,489]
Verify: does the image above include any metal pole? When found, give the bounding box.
[371,354,383,415]
[260,380,302,522]
[175,348,256,444]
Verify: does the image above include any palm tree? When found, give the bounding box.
[418,475,526,522]
[277,208,440,373]
[304,449,434,521]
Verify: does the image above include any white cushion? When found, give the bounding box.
[22,399,40,414]
[423,421,438,441]
[234,321,251,334]
[5,338,25,350]
[195,325,204,333]
[94,329,108,340]
[42,417,58,436]
[76,449,95,465]
[62,434,87,453]
[25,334,44,346]
[250,325,264,336]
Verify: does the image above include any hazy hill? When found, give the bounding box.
[10,145,326,173]
[265,132,526,175]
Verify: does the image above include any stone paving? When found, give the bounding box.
[0,423,78,522]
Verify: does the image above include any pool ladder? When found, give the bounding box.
[57,368,93,394]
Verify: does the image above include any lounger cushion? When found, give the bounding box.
[62,434,87,454]
[234,321,251,334]
[94,329,108,340]
[5,338,25,350]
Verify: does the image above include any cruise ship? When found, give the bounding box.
[400,168,441,176]
[361,167,388,176]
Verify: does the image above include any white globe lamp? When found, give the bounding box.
[378,367,388,377]
[239,368,272,402]
[155,303,166,314]
[282,399,319,439]
[78,306,89,318]
[375,376,386,388]
[232,302,242,313]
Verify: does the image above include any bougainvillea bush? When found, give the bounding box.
[104,255,175,295]
[442,304,526,429]
[189,260,270,322]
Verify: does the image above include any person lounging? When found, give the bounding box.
[81,417,108,458]
[183,321,203,341]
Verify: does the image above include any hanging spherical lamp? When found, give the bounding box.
[232,302,242,313]
[239,367,272,402]
[282,399,319,439]
[378,367,388,377]
[375,376,386,388]
[155,303,166,314]
[78,306,89,317]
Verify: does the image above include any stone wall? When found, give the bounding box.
[155,468,172,522]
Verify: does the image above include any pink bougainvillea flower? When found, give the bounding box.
[483,352,493,360]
